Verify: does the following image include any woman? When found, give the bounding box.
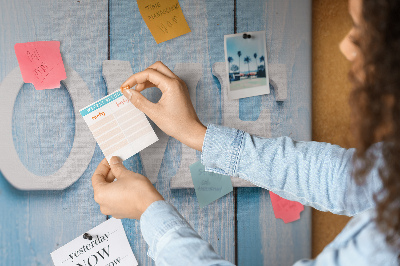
[91,0,400,264]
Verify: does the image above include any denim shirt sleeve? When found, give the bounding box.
[140,200,235,265]
[201,124,382,216]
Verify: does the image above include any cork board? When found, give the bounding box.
[312,0,353,257]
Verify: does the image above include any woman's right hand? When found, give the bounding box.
[120,61,206,151]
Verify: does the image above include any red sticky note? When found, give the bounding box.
[269,191,304,223]
[14,41,66,90]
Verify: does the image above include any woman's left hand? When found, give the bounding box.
[91,157,164,219]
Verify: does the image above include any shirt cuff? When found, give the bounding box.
[140,200,190,260]
[201,124,245,176]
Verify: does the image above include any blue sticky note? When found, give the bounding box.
[189,161,233,208]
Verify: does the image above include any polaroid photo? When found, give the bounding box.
[224,31,270,100]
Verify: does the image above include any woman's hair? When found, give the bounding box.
[350,0,400,251]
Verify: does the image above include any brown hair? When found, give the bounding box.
[350,0,400,251]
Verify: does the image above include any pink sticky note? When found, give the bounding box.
[269,191,304,223]
[14,41,66,90]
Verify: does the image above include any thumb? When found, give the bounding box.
[122,89,156,117]
[109,156,129,178]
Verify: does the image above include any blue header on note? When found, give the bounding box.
[80,91,123,116]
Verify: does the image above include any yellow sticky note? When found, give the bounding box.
[137,0,191,44]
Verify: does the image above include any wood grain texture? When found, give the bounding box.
[0,0,313,264]
[235,0,312,265]
[109,0,235,264]
[0,0,108,264]
[311,0,353,258]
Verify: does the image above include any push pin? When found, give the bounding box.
[83,233,96,241]
[121,85,130,92]
[242,33,252,39]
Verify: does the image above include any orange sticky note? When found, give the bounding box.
[14,41,66,90]
[137,0,191,44]
[269,191,304,223]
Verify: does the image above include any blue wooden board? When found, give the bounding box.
[109,0,235,264]
[0,0,311,265]
[236,0,312,265]
[0,0,108,265]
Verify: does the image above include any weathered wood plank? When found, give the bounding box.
[0,0,312,264]
[109,0,236,264]
[0,0,108,264]
[236,0,312,265]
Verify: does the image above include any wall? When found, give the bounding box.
[312,0,353,257]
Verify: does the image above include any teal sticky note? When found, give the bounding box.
[189,161,233,208]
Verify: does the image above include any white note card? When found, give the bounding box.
[51,218,138,266]
[80,89,158,162]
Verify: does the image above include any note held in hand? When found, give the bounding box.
[80,90,158,163]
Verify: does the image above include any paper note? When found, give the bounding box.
[189,161,233,208]
[137,0,191,44]
[51,218,138,266]
[269,191,304,223]
[224,31,270,100]
[80,90,158,162]
[14,41,66,90]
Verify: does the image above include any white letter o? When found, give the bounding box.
[0,66,96,190]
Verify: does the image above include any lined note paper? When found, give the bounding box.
[80,90,158,162]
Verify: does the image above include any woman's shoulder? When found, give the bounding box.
[324,209,399,265]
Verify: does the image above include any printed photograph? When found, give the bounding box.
[224,31,270,100]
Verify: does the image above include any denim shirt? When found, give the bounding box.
[140,124,399,265]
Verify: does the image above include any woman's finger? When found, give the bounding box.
[135,81,157,92]
[92,158,110,189]
[121,89,159,117]
[105,169,116,183]
[147,61,177,79]
[121,68,174,93]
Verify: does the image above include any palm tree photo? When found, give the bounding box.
[228,56,233,73]
[244,56,251,77]
[237,51,242,75]
[225,31,268,93]
[253,53,257,73]
[260,55,265,70]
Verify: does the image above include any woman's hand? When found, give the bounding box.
[91,157,164,220]
[120,61,206,151]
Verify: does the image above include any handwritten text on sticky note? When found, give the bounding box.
[269,191,304,223]
[51,218,138,266]
[190,161,233,208]
[14,41,66,90]
[137,0,191,44]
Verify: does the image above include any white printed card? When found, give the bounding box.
[51,218,138,266]
[80,90,158,162]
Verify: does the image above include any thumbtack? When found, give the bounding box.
[121,85,130,92]
[242,33,251,39]
[83,233,96,240]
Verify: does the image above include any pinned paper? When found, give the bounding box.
[14,41,66,90]
[269,191,304,223]
[80,90,158,162]
[137,0,191,44]
[189,161,233,208]
[51,218,138,266]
